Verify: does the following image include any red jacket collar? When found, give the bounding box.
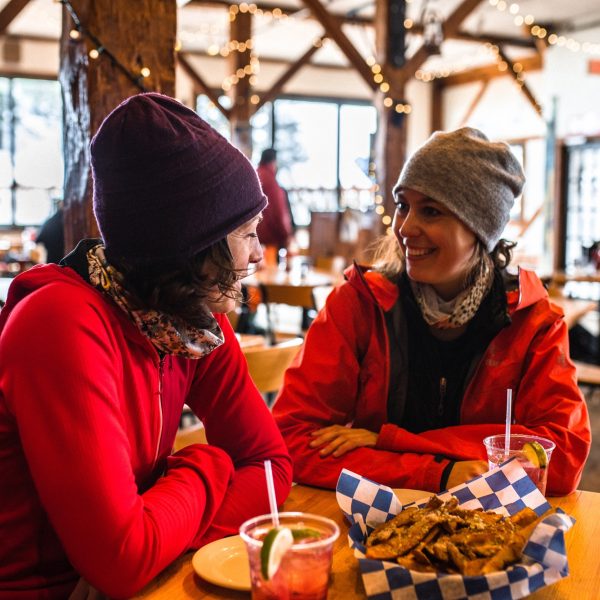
[343,263,548,315]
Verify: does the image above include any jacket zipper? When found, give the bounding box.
[154,355,165,466]
[438,376,447,416]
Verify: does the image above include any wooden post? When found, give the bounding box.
[374,0,407,222]
[228,10,253,157]
[59,0,176,252]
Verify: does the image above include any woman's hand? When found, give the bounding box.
[446,460,488,489]
[309,425,378,458]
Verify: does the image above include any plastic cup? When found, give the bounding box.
[239,512,339,600]
[483,434,556,495]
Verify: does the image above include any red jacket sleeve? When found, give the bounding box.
[186,315,293,545]
[272,284,450,492]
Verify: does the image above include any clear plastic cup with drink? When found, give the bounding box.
[239,512,339,600]
[483,433,556,495]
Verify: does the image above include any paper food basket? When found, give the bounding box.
[335,458,574,600]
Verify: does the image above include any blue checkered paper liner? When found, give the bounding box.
[335,459,574,600]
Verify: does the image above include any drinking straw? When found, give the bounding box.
[504,389,513,460]
[264,459,280,527]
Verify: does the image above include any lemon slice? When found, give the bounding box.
[522,441,548,469]
[260,526,294,580]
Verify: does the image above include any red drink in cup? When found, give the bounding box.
[240,512,339,600]
[483,434,555,495]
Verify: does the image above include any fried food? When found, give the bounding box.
[365,496,552,575]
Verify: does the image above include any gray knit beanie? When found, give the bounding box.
[393,127,525,251]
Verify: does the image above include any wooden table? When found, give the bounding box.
[244,267,337,341]
[244,266,335,290]
[236,333,267,349]
[549,296,597,330]
[132,485,600,599]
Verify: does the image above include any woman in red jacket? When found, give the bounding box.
[273,127,590,497]
[0,94,292,599]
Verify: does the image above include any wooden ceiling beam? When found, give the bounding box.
[496,46,542,115]
[440,53,542,86]
[177,53,231,119]
[186,0,372,25]
[188,0,536,50]
[399,0,484,85]
[459,79,490,126]
[301,0,377,91]
[407,25,536,49]
[0,0,30,35]
[255,38,324,111]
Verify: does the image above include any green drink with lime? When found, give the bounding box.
[240,512,339,600]
[483,434,556,495]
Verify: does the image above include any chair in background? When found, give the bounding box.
[243,337,303,404]
[259,283,317,343]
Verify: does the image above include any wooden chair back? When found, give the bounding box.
[243,337,303,394]
[259,283,317,342]
[259,283,316,309]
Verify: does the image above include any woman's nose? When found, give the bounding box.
[249,239,263,264]
[396,210,419,239]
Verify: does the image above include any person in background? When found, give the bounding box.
[273,127,590,497]
[35,200,65,263]
[256,148,293,253]
[0,93,292,599]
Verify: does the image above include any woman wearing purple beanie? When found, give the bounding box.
[0,93,292,599]
[274,127,590,498]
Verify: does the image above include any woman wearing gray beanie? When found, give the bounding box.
[274,127,590,499]
[0,93,292,599]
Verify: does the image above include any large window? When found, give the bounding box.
[0,77,63,227]
[563,140,600,269]
[274,98,377,226]
[196,93,377,227]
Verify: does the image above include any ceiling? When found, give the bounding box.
[2,0,600,81]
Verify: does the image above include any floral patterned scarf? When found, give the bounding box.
[410,255,494,330]
[86,244,224,358]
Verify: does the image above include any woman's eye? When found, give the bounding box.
[423,206,441,217]
[395,202,408,212]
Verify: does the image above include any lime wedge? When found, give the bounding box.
[291,527,321,541]
[260,526,294,580]
[522,441,548,469]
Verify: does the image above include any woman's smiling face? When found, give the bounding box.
[392,188,477,300]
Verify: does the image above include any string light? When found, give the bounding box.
[488,0,600,55]
[59,0,149,90]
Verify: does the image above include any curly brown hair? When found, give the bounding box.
[111,238,242,329]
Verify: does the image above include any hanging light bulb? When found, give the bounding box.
[421,0,444,55]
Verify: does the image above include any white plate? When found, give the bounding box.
[192,534,251,591]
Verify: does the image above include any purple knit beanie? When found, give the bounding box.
[91,92,267,264]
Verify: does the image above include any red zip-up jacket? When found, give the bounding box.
[273,265,590,495]
[0,264,292,599]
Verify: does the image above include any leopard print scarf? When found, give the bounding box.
[410,255,494,330]
[86,244,224,358]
